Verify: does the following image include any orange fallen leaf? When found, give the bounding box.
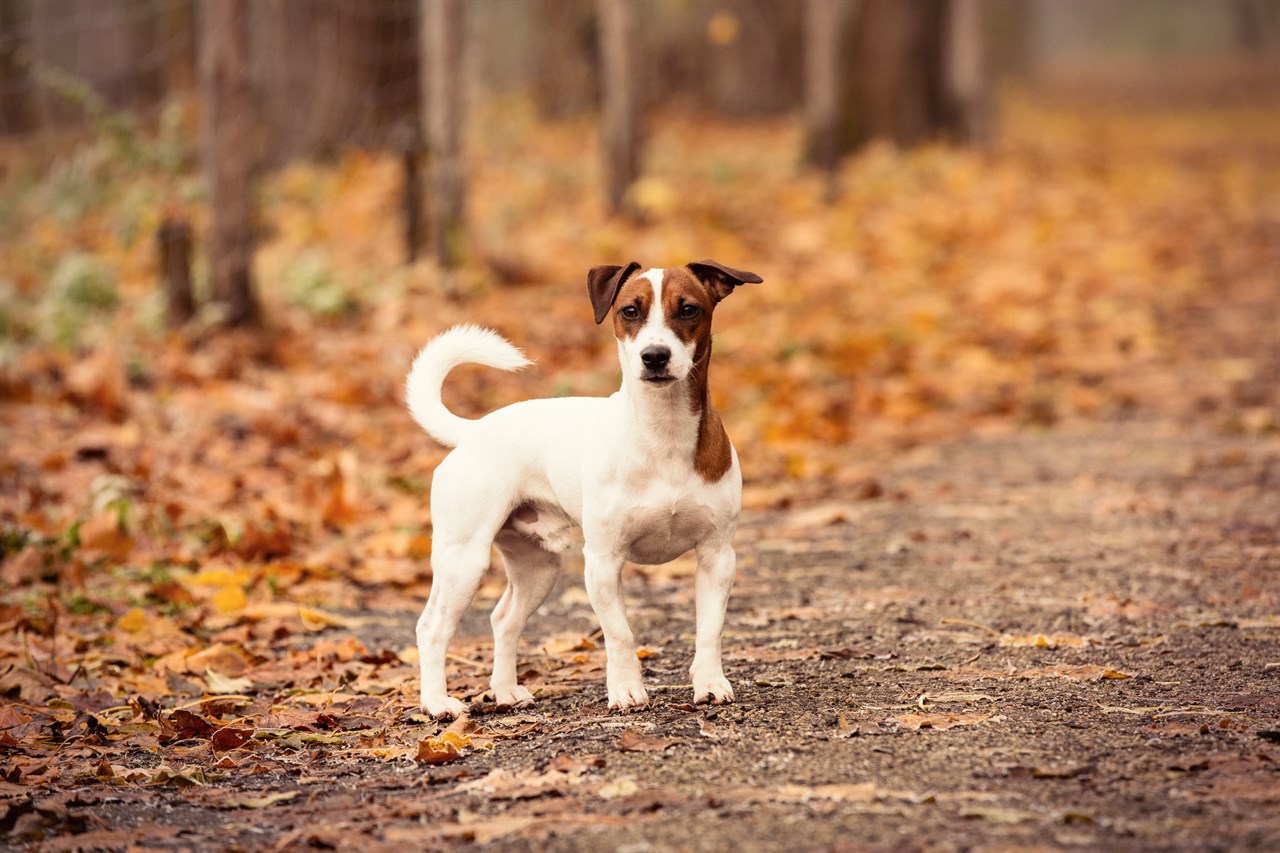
[117,607,148,634]
[416,730,479,765]
[211,585,248,615]
[1000,634,1089,649]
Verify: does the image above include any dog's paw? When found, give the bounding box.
[607,680,649,713]
[421,695,468,720]
[492,684,536,709]
[692,674,735,705]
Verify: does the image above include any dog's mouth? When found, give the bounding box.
[641,373,677,385]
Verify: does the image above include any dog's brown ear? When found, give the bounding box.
[687,260,763,303]
[587,262,642,325]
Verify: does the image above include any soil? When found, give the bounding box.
[5,420,1277,852]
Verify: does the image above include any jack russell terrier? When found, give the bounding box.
[405,260,763,718]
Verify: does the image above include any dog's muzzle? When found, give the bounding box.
[640,346,675,383]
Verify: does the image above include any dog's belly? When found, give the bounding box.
[620,502,715,565]
[501,501,577,553]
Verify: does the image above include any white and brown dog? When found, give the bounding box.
[405,260,763,719]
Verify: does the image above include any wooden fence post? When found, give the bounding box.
[199,0,257,326]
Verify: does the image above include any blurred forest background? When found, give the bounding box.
[1,4,1278,842]
[0,0,1278,616]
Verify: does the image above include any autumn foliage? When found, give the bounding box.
[0,85,1277,843]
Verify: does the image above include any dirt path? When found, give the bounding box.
[5,421,1276,852]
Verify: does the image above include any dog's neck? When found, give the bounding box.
[617,343,731,481]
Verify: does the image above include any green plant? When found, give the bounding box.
[37,253,120,348]
[283,250,357,319]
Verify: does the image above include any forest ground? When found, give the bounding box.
[3,420,1278,851]
[2,82,1279,851]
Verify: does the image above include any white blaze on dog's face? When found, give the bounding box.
[611,268,714,387]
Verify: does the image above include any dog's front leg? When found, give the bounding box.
[582,545,649,712]
[690,539,736,704]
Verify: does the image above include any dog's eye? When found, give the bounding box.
[619,305,641,321]
[678,303,701,320]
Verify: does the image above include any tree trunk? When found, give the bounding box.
[947,0,989,144]
[158,219,194,328]
[704,0,804,116]
[803,0,841,174]
[422,0,466,268]
[536,0,597,120]
[597,0,637,214]
[0,0,35,135]
[199,0,257,327]
[840,0,959,152]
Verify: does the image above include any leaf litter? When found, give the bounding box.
[1,88,1278,849]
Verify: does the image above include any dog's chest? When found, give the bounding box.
[611,472,724,565]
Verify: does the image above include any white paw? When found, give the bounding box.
[421,694,468,720]
[492,684,536,709]
[607,678,649,712]
[692,672,734,705]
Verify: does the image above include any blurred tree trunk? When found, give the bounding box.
[839,0,968,151]
[705,0,804,116]
[256,1,419,165]
[0,0,35,135]
[1233,0,1280,53]
[200,0,258,327]
[422,0,466,268]
[598,0,637,214]
[803,0,841,174]
[946,0,990,144]
[158,219,194,328]
[536,0,597,119]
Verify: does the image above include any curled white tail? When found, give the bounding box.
[405,324,531,447]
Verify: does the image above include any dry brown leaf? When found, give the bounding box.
[187,643,255,676]
[618,728,673,752]
[78,510,134,560]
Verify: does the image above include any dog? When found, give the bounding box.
[405,260,763,719]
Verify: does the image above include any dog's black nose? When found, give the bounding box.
[640,346,671,370]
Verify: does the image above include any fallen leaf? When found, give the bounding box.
[597,777,639,799]
[1000,634,1089,649]
[208,790,300,809]
[205,668,253,694]
[298,606,354,631]
[78,510,134,559]
[212,585,248,615]
[117,607,147,633]
[415,729,485,765]
[211,726,255,750]
[618,728,673,752]
[187,643,255,676]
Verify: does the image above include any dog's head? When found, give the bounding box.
[587,261,763,386]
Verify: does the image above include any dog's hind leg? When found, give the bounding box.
[416,461,513,719]
[415,536,492,719]
[490,531,561,708]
